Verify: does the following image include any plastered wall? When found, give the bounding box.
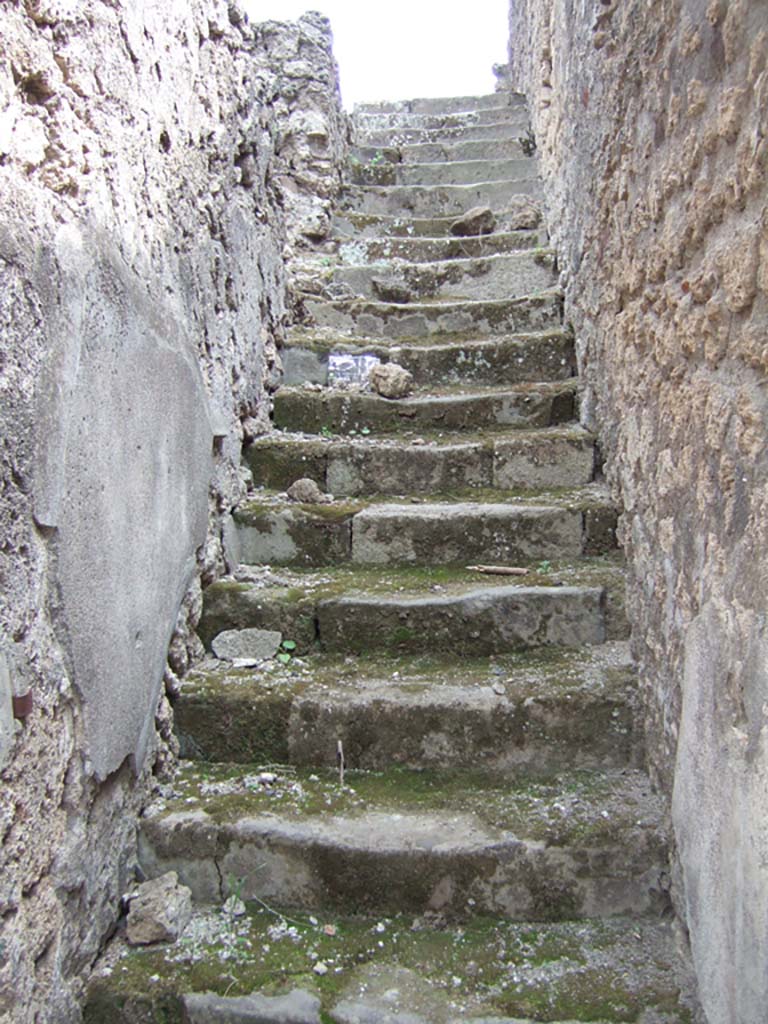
[0,1,345,1017]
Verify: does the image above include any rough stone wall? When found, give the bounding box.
[0,1,345,1019]
[508,2,767,1021]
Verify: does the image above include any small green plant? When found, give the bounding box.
[320,425,334,438]
[277,639,296,665]
[537,560,552,574]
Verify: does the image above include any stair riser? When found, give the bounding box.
[234,504,614,568]
[176,688,639,773]
[349,158,536,187]
[273,386,576,434]
[343,179,541,218]
[354,138,529,163]
[337,231,543,263]
[303,293,561,339]
[332,253,556,303]
[139,821,667,921]
[316,587,605,655]
[355,93,525,115]
[244,437,595,497]
[198,579,628,655]
[281,335,575,389]
[354,106,528,132]
[351,506,584,565]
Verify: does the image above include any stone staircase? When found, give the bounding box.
[85,93,694,1023]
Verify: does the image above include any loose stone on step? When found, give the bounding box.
[450,205,496,236]
[287,477,333,503]
[371,277,413,303]
[369,363,413,399]
[125,871,192,945]
[211,628,283,663]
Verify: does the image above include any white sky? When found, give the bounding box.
[241,1,509,108]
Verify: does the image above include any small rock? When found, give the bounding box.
[211,628,283,663]
[503,195,542,230]
[492,682,506,696]
[371,277,413,304]
[287,478,332,504]
[223,895,246,917]
[370,363,413,399]
[450,205,496,237]
[183,988,321,1024]
[313,961,328,976]
[126,872,192,946]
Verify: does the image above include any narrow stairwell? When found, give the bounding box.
[86,93,694,1024]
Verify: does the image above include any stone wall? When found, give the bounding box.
[0,1,345,1018]
[508,1,767,1021]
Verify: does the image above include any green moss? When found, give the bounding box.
[85,909,691,1023]
[156,761,657,851]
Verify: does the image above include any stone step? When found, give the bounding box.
[233,485,617,568]
[273,381,576,434]
[138,763,669,920]
[281,330,575,388]
[197,559,628,655]
[243,426,596,497]
[352,136,530,164]
[175,642,639,772]
[349,156,537,187]
[355,92,526,114]
[333,202,542,238]
[85,906,692,1024]
[337,229,543,264]
[329,251,556,304]
[302,291,562,339]
[353,106,528,134]
[341,178,541,218]
[359,120,528,147]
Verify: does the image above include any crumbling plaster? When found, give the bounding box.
[0,0,346,1018]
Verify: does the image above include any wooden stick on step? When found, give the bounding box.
[337,739,345,786]
[467,565,530,576]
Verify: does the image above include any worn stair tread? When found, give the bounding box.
[353,106,529,131]
[303,291,562,340]
[233,488,616,568]
[175,641,639,771]
[272,381,576,434]
[354,137,531,164]
[281,337,574,389]
[86,906,692,1024]
[197,556,628,654]
[327,250,556,304]
[333,207,541,240]
[253,422,590,448]
[243,425,595,497]
[355,92,525,114]
[349,157,538,188]
[138,762,668,920]
[281,328,575,389]
[336,230,544,263]
[359,125,533,150]
[339,179,541,218]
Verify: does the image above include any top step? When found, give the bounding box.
[354,92,526,115]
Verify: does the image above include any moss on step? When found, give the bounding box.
[85,907,693,1024]
[150,761,663,852]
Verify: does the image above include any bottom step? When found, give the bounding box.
[138,764,669,921]
[85,905,694,1023]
